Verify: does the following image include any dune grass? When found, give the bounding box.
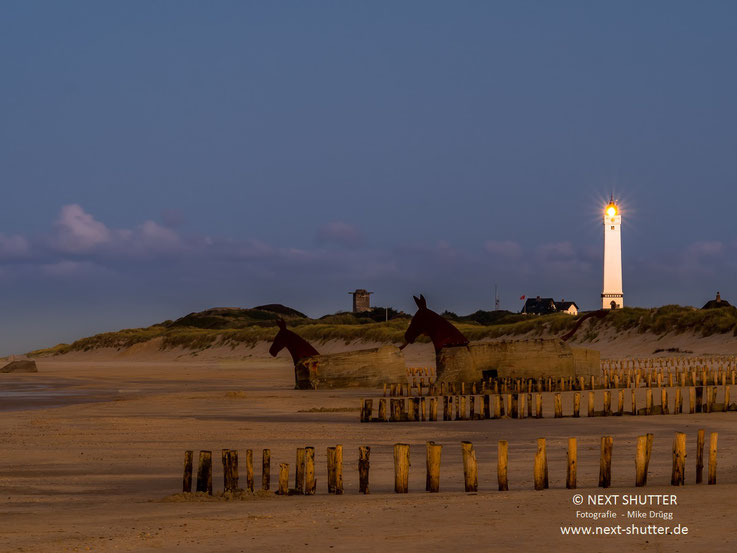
[27,304,737,357]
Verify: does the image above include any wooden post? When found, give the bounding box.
[461,441,478,492]
[429,397,438,421]
[536,393,543,418]
[483,394,491,420]
[304,446,316,495]
[635,435,648,487]
[407,397,416,421]
[277,463,289,495]
[510,394,518,418]
[534,438,548,490]
[361,399,373,422]
[394,443,410,493]
[391,398,402,422]
[196,450,212,495]
[645,389,652,415]
[527,392,533,417]
[494,394,502,418]
[675,388,682,414]
[708,432,718,485]
[358,446,370,494]
[631,389,637,415]
[426,441,442,493]
[705,386,712,413]
[588,391,595,417]
[505,394,512,418]
[228,450,239,491]
[573,392,580,417]
[443,396,451,421]
[598,436,613,488]
[222,449,232,491]
[469,395,475,420]
[261,449,271,491]
[661,388,669,415]
[566,437,577,489]
[183,450,193,493]
[295,448,305,493]
[603,390,611,416]
[497,440,509,491]
[518,393,526,419]
[327,447,336,493]
[689,387,696,414]
[617,389,624,415]
[246,449,254,492]
[696,429,704,484]
[554,393,562,418]
[725,385,730,411]
[335,444,343,494]
[671,432,686,486]
[378,399,387,422]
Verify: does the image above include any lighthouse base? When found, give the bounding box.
[601,293,623,310]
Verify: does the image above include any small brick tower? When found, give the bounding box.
[349,289,373,313]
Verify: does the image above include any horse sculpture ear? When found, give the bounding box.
[414,295,427,309]
[276,318,286,330]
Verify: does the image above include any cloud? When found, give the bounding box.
[40,260,113,278]
[47,204,186,258]
[315,221,364,248]
[685,241,723,258]
[536,241,576,258]
[4,203,737,323]
[484,240,522,257]
[0,233,30,258]
[53,204,112,253]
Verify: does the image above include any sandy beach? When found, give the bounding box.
[0,339,736,553]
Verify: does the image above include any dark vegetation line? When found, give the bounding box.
[28,304,737,356]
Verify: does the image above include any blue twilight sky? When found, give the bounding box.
[1,1,736,354]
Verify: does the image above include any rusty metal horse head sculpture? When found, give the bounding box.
[401,294,469,354]
[269,318,319,364]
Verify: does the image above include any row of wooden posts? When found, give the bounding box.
[183,445,366,496]
[602,355,737,370]
[389,368,737,398]
[181,430,718,496]
[363,385,735,422]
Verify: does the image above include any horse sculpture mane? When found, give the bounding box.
[269,318,319,364]
[402,294,469,354]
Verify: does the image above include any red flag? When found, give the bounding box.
[520,295,526,300]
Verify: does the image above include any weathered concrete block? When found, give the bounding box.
[0,359,38,373]
[295,345,405,389]
[436,339,599,382]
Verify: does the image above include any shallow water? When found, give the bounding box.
[0,380,121,411]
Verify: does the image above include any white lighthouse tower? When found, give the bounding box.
[602,196,623,309]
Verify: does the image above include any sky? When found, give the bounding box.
[1,1,736,355]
